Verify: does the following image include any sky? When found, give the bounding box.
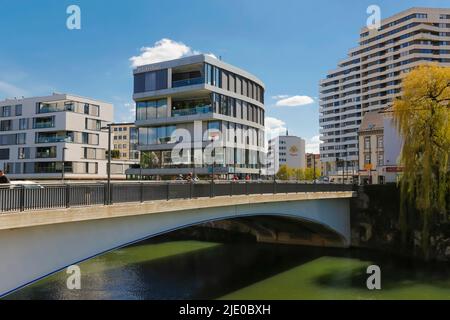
[0,0,449,153]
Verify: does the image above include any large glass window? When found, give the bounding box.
[134,69,168,93]
[0,120,12,131]
[36,146,57,159]
[135,99,167,121]
[1,106,11,117]
[0,148,9,160]
[19,118,28,130]
[172,97,212,117]
[206,121,221,141]
[15,105,22,116]
[18,147,30,159]
[33,116,55,129]
[139,126,176,146]
[17,133,26,144]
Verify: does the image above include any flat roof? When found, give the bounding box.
[133,54,265,88]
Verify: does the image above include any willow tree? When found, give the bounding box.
[393,64,450,259]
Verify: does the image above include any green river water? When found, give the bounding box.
[5,239,450,300]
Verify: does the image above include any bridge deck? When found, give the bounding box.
[0,190,355,231]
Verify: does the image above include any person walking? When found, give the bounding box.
[0,170,10,184]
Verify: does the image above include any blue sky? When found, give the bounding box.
[0,0,449,152]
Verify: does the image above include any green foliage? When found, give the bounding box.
[393,64,450,260]
[108,149,121,159]
[276,165,320,181]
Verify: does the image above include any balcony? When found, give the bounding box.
[172,77,204,88]
[172,105,213,117]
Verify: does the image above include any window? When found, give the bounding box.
[17,133,26,144]
[85,118,101,131]
[136,99,167,120]
[15,105,22,116]
[36,146,57,159]
[18,147,30,159]
[19,118,28,130]
[83,147,104,160]
[1,106,11,117]
[364,136,371,150]
[377,136,383,149]
[0,120,12,131]
[378,153,384,166]
[33,116,55,129]
[134,69,168,93]
[0,148,9,160]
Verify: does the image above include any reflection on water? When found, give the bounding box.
[5,237,450,300]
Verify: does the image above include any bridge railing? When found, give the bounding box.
[0,181,354,214]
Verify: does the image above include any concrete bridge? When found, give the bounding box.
[0,181,355,297]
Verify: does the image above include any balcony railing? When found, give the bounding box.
[172,77,204,88]
[33,122,55,129]
[36,136,72,143]
[171,105,213,117]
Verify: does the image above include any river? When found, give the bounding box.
[5,232,450,300]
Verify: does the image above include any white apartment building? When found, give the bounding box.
[320,7,450,177]
[267,135,306,176]
[0,93,114,180]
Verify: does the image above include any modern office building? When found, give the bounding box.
[267,135,306,176]
[111,122,140,161]
[319,7,450,177]
[126,54,266,179]
[0,93,117,180]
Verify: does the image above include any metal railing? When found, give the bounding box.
[0,181,354,214]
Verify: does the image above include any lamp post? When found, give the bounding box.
[62,147,68,183]
[101,124,112,204]
[313,155,316,184]
[344,145,348,184]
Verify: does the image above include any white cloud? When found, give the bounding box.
[265,117,288,139]
[0,80,28,99]
[271,94,289,100]
[274,95,314,107]
[130,38,216,68]
[305,135,321,154]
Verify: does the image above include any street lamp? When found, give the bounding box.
[344,145,348,184]
[101,124,112,204]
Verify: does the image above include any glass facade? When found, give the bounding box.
[136,99,168,121]
[172,97,212,117]
[204,63,264,103]
[134,69,168,93]
[138,125,177,145]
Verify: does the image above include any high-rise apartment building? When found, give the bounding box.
[319,7,450,177]
[267,135,306,176]
[126,54,266,179]
[0,93,114,180]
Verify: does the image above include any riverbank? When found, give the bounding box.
[351,184,450,262]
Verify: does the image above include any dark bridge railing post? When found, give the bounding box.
[65,184,70,208]
[20,185,25,212]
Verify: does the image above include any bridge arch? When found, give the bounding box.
[0,196,350,297]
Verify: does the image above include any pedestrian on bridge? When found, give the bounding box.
[0,170,10,184]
